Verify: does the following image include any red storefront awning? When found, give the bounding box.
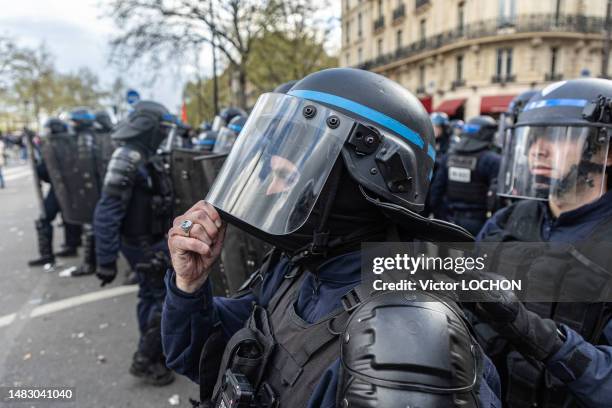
[480,95,516,114]
[419,96,433,113]
[434,98,466,116]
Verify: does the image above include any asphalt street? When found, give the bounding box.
[0,163,197,407]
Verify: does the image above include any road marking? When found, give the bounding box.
[2,165,29,176]
[3,169,31,182]
[29,285,138,318]
[0,285,138,328]
[0,313,16,328]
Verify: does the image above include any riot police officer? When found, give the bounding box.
[211,106,247,132]
[211,114,246,154]
[162,68,502,407]
[93,100,174,385]
[430,111,453,155]
[429,115,501,235]
[28,117,83,266]
[473,78,612,407]
[71,110,117,277]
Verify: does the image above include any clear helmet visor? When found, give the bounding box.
[212,127,237,154]
[206,92,354,235]
[498,126,610,204]
[211,116,225,132]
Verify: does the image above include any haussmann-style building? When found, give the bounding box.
[340,0,611,119]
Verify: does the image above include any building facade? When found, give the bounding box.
[341,0,611,119]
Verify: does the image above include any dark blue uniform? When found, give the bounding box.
[476,192,612,407]
[94,162,169,337]
[430,151,500,235]
[162,251,503,407]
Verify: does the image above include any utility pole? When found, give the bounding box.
[602,0,611,78]
[210,0,219,116]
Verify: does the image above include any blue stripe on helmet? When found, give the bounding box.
[288,89,425,150]
[162,113,177,123]
[71,112,95,121]
[463,124,481,134]
[229,124,243,132]
[523,98,588,111]
[427,144,436,161]
[197,139,215,145]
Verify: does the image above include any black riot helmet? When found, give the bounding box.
[498,78,612,203]
[273,80,298,94]
[213,115,247,154]
[112,100,173,154]
[455,115,498,153]
[207,68,472,258]
[68,107,96,131]
[212,107,248,131]
[195,129,218,151]
[42,118,68,137]
[94,110,114,132]
[508,90,539,123]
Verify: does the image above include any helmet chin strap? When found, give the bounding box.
[288,161,389,266]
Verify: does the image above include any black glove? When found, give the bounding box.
[467,279,565,362]
[96,262,118,287]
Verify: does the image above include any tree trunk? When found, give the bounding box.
[238,65,248,109]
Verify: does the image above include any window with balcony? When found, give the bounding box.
[418,65,426,93]
[546,47,563,81]
[345,21,350,44]
[415,0,430,10]
[453,55,465,88]
[393,2,405,22]
[498,0,516,27]
[494,48,515,83]
[554,0,563,25]
[358,13,363,38]
[346,52,350,66]
[396,29,403,50]
[419,19,426,42]
[358,47,363,64]
[377,39,383,57]
[457,2,465,35]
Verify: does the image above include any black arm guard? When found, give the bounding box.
[102,146,143,201]
[338,291,482,408]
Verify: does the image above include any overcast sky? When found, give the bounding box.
[0,0,340,115]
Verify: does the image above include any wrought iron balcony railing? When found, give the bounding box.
[415,0,430,10]
[374,16,385,32]
[451,79,466,89]
[491,74,516,84]
[358,14,605,71]
[545,72,564,81]
[393,4,406,22]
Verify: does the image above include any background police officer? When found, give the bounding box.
[429,115,501,235]
[473,78,612,407]
[162,68,502,407]
[93,100,174,386]
[28,117,82,267]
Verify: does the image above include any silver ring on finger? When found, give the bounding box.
[180,220,194,237]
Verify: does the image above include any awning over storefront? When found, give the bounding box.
[419,96,433,113]
[480,95,516,114]
[434,98,466,116]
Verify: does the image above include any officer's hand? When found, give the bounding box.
[168,201,226,293]
[96,262,118,287]
[467,280,564,361]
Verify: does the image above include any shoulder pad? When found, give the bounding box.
[340,291,480,407]
[102,146,144,197]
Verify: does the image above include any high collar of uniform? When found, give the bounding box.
[543,190,612,227]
